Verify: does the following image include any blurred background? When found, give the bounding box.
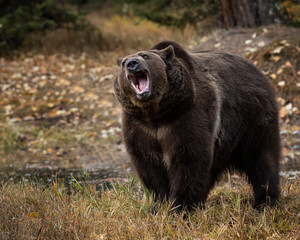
[0,0,299,55]
[0,0,299,187]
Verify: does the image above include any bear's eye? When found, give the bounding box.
[142,55,149,60]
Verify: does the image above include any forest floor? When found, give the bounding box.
[0,23,300,239]
[1,24,299,179]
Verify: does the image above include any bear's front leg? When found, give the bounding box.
[123,117,170,202]
[163,124,213,213]
[168,151,212,212]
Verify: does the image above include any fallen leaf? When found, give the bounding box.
[23,115,34,121]
[70,85,85,93]
[277,68,284,75]
[292,107,298,113]
[245,39,252,45]
[270,73,276,80]
[285,61,292,68]
[27,212,39,219]
[48,108,59,117]
[47,103,55,108]
[279,106,289,118]
[252,32,257,39]
[271,56,281,62]
[47,148,54,154]
[273,46,284,54]
[258,41,265,47]
[8,117,22,123]
[285,103,293,111]
[84,92,99,101]
[38,80,47,88]
[56,78,71,86]
[277,97,285,106]
[98,99,113,108]
[282,147,290,157]
[280,40,287,45]
[4,105,13,114]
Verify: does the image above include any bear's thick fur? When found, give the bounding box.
[114,41,280,212]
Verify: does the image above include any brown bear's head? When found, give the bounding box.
[115,42,195,119]
[116,45,175,104]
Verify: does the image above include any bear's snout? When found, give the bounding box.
[126,58,140,73]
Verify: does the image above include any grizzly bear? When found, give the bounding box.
[114,41,280,212]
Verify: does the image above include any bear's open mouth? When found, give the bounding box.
[127,70,150,94]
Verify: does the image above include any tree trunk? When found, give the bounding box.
[220,0,281,29]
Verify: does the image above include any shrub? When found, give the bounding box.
[0,0,88,52]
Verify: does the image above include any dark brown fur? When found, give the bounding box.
[114,41,280,212]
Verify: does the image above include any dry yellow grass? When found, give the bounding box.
[87,12,196,52]
[0,176,299,239]
[26,10,196,57]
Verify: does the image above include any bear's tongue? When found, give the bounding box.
[128,70,149,94]
[137,76,148,91]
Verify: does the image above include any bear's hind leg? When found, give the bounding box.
[246,148,280,210]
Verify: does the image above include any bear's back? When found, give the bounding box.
[190,51,278,148]
[191,51,276,108]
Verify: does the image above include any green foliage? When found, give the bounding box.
[125,0,221,30]
[280,0,300,27]
[0,0,88,51]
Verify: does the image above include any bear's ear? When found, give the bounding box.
[117,57,123,66]
[160,45,175,62]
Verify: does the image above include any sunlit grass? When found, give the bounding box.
[0,176,299,239]
[26,9,197,57]
[88,12,196,52]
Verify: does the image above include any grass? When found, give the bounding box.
[26,9,196,58]
[0,123,21,154]
[0,176,299,239]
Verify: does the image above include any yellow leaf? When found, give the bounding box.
[47,103,55,108]
[49,108,58,117]
[27,212,39,219]
[271,56,281,62]
[38,80,47,88]
[285,61,292,67]
[276,68,284,75]
[98,99,113,108]
[84,92,99,101]
[47,148,54,154]
[269,74,276,80]
[24,115,34,121]
[277,97,285,106]
[279,107,289,118]
[282,147,290,157]
[70,85,85,94]
[56,78,71,87]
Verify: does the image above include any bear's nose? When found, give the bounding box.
[126,58,140,72]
